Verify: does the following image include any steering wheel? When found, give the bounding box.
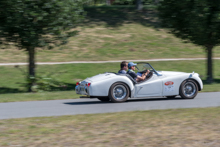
[145,71,152,79]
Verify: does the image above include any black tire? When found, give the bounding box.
[97,97,110,102]
[179,80,198,99]
[109,82,130,103]
[166,96,176,99]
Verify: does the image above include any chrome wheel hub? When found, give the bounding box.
[113,85,127,100]
[183,82,196,97]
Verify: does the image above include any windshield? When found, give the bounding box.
[135,63,162,76]
[136,63,155,73]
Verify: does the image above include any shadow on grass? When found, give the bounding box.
[0,83,76,94]
[0,87,24,94]
[83,5,160,28]
[48,83,76,91]
[202,79,220,85]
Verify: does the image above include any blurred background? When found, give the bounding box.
[0,0,219,95]
[1,0,220,146]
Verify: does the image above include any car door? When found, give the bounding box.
[134,74,163,97]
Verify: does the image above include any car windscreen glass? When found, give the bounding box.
[136,63,153,72]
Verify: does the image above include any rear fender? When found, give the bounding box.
[89,76,134,97]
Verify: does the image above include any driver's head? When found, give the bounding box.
[128,62,137,70]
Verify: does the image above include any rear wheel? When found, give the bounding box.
[109,82,130,103]
[179,80,198,99]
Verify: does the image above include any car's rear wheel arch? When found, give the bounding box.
[108,82,131,97]
[108,82,131,102]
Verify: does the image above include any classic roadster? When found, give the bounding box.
[75,63,203,103]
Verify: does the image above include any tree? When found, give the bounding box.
[136,0,143,11]
[106,0,111,5]
[0,0,85,91]
[158,0,220,83]
[154,0,159,5]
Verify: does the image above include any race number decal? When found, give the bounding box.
[164,81,174,91]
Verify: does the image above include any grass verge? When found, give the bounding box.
[0,107,220,146]
[0,60,220,103]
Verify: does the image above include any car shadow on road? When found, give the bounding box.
[64,97,189,105]
[127,97,190,102]
[64,100,112,105]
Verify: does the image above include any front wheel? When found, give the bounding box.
[109,82,130,103]
[179,80,198,99]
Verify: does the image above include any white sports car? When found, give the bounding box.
[75,63,203,103]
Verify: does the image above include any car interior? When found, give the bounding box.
[116,70,153,85]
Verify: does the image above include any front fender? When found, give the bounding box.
[188,73,203,91]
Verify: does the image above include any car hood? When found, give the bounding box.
[84,73,115,82]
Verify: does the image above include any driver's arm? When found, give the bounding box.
[141,70,150,77]
[136,72,148,81]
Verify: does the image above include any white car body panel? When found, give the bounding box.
[134,73,162,97]
[81,73,134,96]
[75,63,203,99]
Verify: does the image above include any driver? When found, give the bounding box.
[127,62,150,82]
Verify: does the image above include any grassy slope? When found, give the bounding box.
[1,107,220,146]
[0,6,220,63]
[0,60,220,102]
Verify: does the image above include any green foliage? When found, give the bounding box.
[113,0,135,5]
[158,0,220,82]
[0,0,85,49]
[0,0,86,91]
[112,0,155,5]
[15,65,67,92]
[30,74,66,92]
[158,0,220,47]
[83,0,158,6]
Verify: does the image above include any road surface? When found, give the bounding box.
[0,92,220,119]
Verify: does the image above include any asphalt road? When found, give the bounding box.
[0,92,220,119]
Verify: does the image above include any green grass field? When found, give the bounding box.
[0,6,220,63]
[1,107,220,146]
[0,60,220,102]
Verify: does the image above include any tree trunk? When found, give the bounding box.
[28,46,36,92]
[154,0,159,5]
[136,0,143,11]
[106,0,110,5]
[206,45,213,83]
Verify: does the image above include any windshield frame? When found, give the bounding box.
[135,62,162,76]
